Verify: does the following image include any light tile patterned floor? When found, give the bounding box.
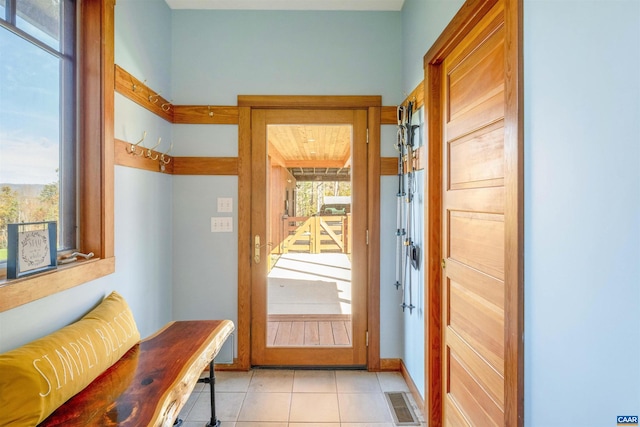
[178,369,427,427]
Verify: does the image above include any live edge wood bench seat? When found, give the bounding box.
[39,320,235,427]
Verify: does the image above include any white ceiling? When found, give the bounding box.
[164,0,405,11]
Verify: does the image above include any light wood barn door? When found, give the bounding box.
[441,2,508,426]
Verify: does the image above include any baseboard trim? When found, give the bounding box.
[213,359,247,371]
[380,358,402,371]
[400,359,425,416]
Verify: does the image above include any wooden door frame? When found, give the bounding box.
[236,95,382,370]
[423,0,523,425]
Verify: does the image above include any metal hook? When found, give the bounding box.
[208,106,214,117]
[128,131,147,156]
[146,137,161,160]
[161,101,172,112]
[160,142,173,165]
[132,77,146,92]
[148,91,161,103]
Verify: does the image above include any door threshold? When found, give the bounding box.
[251,365,367,370]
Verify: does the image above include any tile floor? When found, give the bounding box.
[178,369,427,427]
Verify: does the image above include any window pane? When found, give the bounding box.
[0,0,6,21]
[0,28,60,262]
[16,0,60,49]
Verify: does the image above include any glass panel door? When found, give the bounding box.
[250,109,368,367]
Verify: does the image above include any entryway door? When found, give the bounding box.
[250,108,368,367]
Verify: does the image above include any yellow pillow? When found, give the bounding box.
[0,291,140,426]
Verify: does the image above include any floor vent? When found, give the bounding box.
[384,392,420,426]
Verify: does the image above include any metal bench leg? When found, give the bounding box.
[197,360,220,427]
[207,359,220,427]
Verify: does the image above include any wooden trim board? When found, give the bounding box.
[380,147,426,177]
[114,139,174,174]
[172,157,238,175]
[115,64,173,123]
[238,95,381,108]
[367,106,382,372]
[504,0,525,424]
[0,258,115,313]
[173,105,239,125]
[380,358,401,371]
[381,81,425,125]
[114,139,238,176]
[236,106,252,370]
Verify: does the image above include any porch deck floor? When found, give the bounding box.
[267,317,352,347]
[267,253,353,348]
[268,253,352,315]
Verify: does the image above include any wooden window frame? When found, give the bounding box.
[0,0,116,313]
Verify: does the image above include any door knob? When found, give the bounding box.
[254,235,273,264]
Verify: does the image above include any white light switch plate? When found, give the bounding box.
[217,197,233,213]
[211,217,233,232]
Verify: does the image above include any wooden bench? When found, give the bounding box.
[38,320,234,427]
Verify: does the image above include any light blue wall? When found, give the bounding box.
[524,0,640,425]
[170,10,405,360]
[172,175,238,363]
[401,108,426,397]
[401,0,465,93]
[115,0,173,97]
[171,11,403,105]
[399,0,465,400]
[380,175,404,359]
[112,0,175,338]
[171,124,238,157]
[381,122,405,360]
[0,0,174,353]
[114,0,174,157]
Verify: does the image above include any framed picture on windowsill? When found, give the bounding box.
[7,221,58,279]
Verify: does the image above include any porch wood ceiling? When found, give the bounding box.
[267,124,352,182]
[268,124,351,165]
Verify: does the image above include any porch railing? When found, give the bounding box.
[273,215,351,255]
